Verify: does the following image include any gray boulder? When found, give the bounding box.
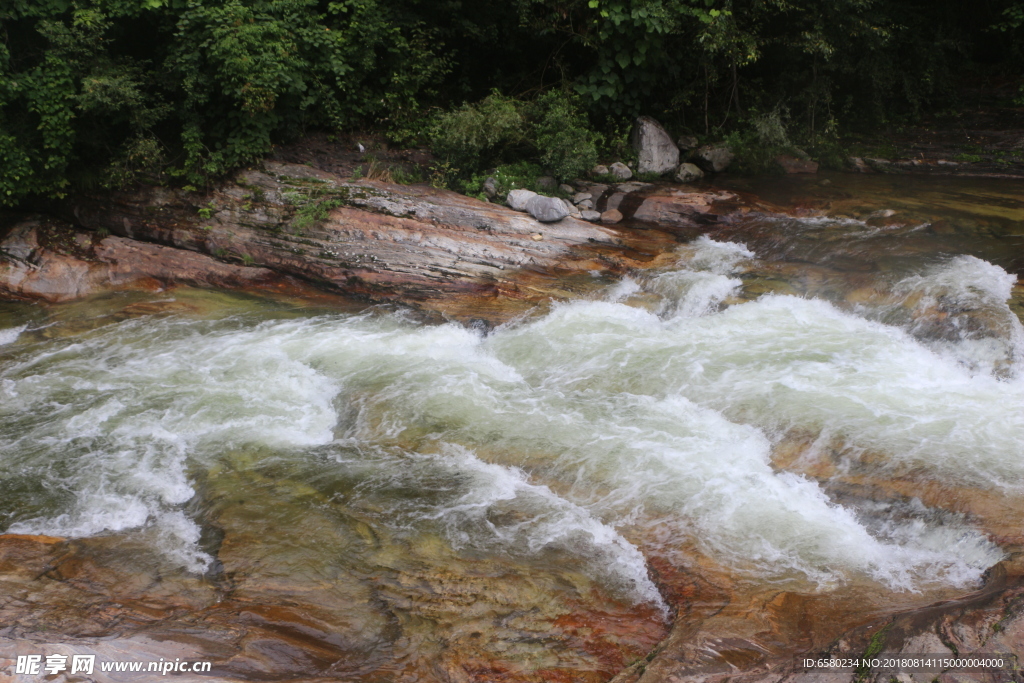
[580,210,602,222]
[577,199,594,210]
[674,162,704,183]
[482,177,498,198]
[559,183,575,194]
[572,192,592,204]
[630,116,680,175]
[527,195,570,222]
[609,162,632,181]
[507,189,538,211]
[692,144,735,173]
[677,135,699,152]
[590,164,610,177]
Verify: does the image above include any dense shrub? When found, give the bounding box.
[431,90,599,182]
[0,0,447,204]
[2,0,1022,204]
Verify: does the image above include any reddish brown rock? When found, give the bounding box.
[0,218,280,302]
[776,155,820,174]
[602,208,625,224]
[631,189,740,228]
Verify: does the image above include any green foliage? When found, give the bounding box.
[1,0,450,205]
[431,90,598,184]
[954,153,983,163]
[533,91,598,181]
[462,161,545,201]
[430,93,527,173]
[291,192,345,232]
[2,0,1023,205]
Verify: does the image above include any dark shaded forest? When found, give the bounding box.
[2,0,1023,204]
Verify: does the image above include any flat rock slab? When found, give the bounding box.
[63,161,627,317]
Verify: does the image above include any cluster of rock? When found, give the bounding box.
[503,185,609,224]
[592,116,739,185]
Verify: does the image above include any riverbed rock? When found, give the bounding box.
[675,162,705,183]
[591,164,610,177]
[506,188,538,211]
[631,116,680,175]
[577,199,594,210]
[526,195,570,222]
[610,162,633,181]
[631,188,739,228]
[601,209,624,224]
[581,210,602,222]
[692,144,735,173]
[776,154,820,174]
[572,192,592,205]
[0,217,286,303]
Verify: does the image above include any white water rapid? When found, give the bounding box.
[1,237,1019,606]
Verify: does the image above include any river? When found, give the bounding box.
[1,172,1023,681]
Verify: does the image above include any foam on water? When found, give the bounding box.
[634,237,753,318]
[1,317,342,571]
[1,244,1018,595]
[0,324,26,346]
[881,255,1024,377]
[410,444,666,608]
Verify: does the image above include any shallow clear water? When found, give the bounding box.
[2,174,1023,679]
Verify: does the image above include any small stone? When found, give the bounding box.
[577,199,594,210]
[482,177,498,198]
[674,162,704,183]
[531,233,544,241]
[601,209,623,224]
[591,164,610,177]
[609,162,632,181]
[572,192,592,204]
[507,189,538,211]
[536,176,558,191]
[559,183,575,194]
[580,210,602,222]
[527,195,570,222]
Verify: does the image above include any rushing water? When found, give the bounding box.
[1,174,1023,679]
